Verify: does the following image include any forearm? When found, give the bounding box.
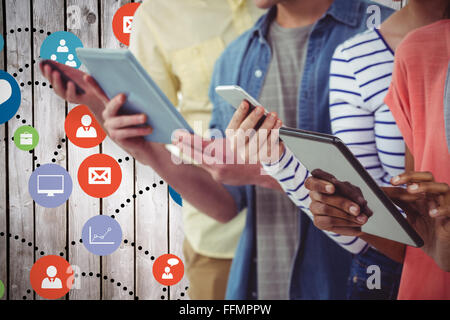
[139,143,238,223]
[360,233,406,263]
[433,238,450,272]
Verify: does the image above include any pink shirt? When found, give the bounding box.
[385,20,450,300]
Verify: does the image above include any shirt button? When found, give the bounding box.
[352,276,358,283]
[251,291,257,298]
[255,70,263,78]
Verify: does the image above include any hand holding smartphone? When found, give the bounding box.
[215,85,268,129]
[40,60,86,95]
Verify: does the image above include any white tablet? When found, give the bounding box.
[279,127,423,247]
[76,48,193,144]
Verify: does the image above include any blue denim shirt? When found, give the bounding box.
[209,0,393,300]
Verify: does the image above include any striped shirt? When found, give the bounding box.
[330,29,405,186]
[262,30,407,255]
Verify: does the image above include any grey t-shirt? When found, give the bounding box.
[255,21,313,300]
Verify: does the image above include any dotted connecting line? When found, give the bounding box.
[0,231,179,300]
[5,117,184,299]
[76,271,136,299]
[0,177,186,300]
[111,180,165,218]
[9,27,51,36]
[3,27,186,300]
[10,60,53,88]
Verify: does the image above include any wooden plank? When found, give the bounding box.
[169,198,189,300]
[66,0,101,301]
[100,0,135,300]
[0,0,7,302]
[6,0,35,301]
[32,0,67,300]
[135,166,168,300]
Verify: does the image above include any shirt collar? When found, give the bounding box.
[251,0,360,40]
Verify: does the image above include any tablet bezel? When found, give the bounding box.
[279,127,424,248]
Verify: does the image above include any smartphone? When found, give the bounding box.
[215,85,268,129]
[40,60,85,95]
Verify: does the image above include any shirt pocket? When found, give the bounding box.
[171,37,225,110]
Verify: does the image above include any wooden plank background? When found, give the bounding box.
[0,0,403,300]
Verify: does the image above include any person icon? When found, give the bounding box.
[57,39,69,53]
[161,266,173,280]
[41,266,63,289]
[76,114,97,138]
[50,54,57,61]
[65,54,77,68]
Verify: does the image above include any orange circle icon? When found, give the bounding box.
[112,2,141,46]
[30,255,74,300]
[65,105,106,149]
[78,154,122,198]
[152,254,185,286]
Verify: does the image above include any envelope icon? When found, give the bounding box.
[88,167,112,185]
[123,16,134,34]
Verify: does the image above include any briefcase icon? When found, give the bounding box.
[20,132,33,146]
[88,167,112,185]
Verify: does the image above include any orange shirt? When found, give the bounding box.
[385,20,450,300]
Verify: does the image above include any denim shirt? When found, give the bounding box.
[209,0,394,300]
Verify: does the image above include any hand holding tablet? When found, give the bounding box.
[76,48,193,144]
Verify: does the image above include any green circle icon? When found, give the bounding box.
[0,280,4,299]
[14,125,39,151]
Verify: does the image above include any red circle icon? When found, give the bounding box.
[30,255,74,300]
[65,105,106,148]
[78,154,122,198]
[112,2,141,46]
[152,254,185,286]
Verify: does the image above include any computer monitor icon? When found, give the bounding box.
[37,175,64,197]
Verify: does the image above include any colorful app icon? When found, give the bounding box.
[0,279,4,299]
[78,154,122,198]
[40,31,83,69]
[0,70,21,125]
[30,255,74,300]
[112,3,141,46]
[29,164,73,208]
[152,254,185,286]
[14,125,39,151]
[65,105,106,148]
[81,215,123,256]
[0,34,4,53]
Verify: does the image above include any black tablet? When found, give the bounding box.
[279,127,423,247]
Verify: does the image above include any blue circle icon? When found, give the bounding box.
[28,164,73,208]
[40,31,83,69]
[0,70,21,125]
[82,215,122,256]
[0,34,4,52]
